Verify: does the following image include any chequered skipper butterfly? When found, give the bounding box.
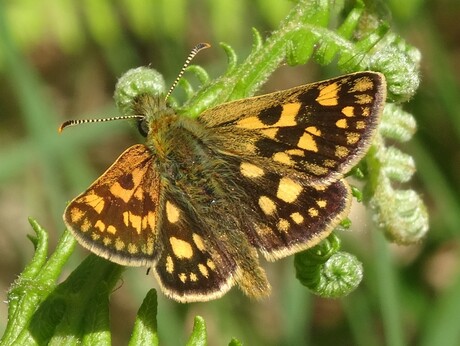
[60,43,386,302]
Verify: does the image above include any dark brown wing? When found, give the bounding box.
[200,72,386,185]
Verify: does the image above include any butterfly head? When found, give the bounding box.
[114,67,168,137]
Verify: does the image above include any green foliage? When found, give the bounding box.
[295,234,364,298]
[128,289,159,346]
[1,219,77,345]
[366,104,428,244]
[115,67,167,117]
[185,316,207,346]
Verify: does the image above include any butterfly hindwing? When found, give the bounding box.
[153,193,238,302]
[228,156,352,260]
[153,170,271,301]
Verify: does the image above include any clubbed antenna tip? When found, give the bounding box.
[165,42,211,100]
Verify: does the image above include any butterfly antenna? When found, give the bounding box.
[58,115,144,133]
[59,43,210,133]
[165,42,211,101]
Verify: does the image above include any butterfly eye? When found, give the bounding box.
[137,118,149,137]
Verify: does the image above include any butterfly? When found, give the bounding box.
[60,43,386,302]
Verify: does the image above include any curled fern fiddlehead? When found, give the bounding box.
[295,234,364,298]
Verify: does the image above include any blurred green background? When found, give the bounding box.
[0,0,459,345]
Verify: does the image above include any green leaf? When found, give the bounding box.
[129,289,159,346]
[186,316,207,346]
[0,220,76,346]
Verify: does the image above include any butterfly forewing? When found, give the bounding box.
[63,144,161,266]
[200,72,385,184]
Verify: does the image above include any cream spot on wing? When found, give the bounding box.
[147,211,156,228]
[273,152,295,166]
[122,211,129,227]
[335,146,349,158]
[255,224,273,237]
[235,104,299,129]
[316,82,339,106]
[142,237,155,255]
[91,233,100,241]
[313,185,326,191]
[134,187,143,200]
[297,132,318,152]
[70,207,84,223]
[170,237,193,259]
[192,233,206,252]
[142,216,147,230]
[244,143,257,154]
[128,212,142,234]
[81,193,105,214]
[81,218,90,232]
[122,211,144,234]
[80,218,91,233]
[317,199,327,208]
[107,225,117,234]
[356,121,366,129]
[240,162,265,178]
[308,208,319,217]
[115,238,125,250]
[109,184,131,203]
[179,273,187,283]
[108,168,146,203]
[198,263,209,278]
[277,218,290,232]
[323,159,336,168]
[259,196,277,216]
[281,102,302,117]
[261,128,278,139]
[290,212,304,224]
[207,259,216,270]
[274,114,296,127]
[276,104,299,127]
[346,132,360,144]
[305,163,329,176]
[355,94,373,104]
[236,116,266,129]
[166,201,180,224]
[336,119,348,129]
[127,243,138,254]
[306,126,321,136]
[287,149,304,156]
[350,76,373,92]
[277,177,303,203]
[95,220,106,232]
[342,106,355,117]
[166,255,174,274]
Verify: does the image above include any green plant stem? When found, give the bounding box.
[372,231,405,346]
